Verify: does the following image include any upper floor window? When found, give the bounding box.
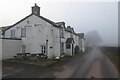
[21,28,26,37]
[11,30,15,38]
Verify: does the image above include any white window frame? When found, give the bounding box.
[21,28,26,37]
[11,30,15,38]
[41,45,46,54]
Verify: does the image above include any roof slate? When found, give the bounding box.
[65,38,74,44]
[2,13,61,32]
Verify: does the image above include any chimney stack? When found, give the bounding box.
[32,3,40,16]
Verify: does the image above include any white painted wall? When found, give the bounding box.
[64,31,71,55]
[0,39,1,80]
[2,39,21,59]
[79,38,85,52]
[63,30,81,55]
[0,39,2,60]
[82,39,85,52]
[0,30,2,38]
[4,14,60,58]
[4,14,84,58]
[0,39,2,78]
[65,44,73,56]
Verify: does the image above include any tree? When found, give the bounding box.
[85,30,103,47]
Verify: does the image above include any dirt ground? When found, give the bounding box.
[2,47,119,79]
[2,53,85,78]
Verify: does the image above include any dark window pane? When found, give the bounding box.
[66,44,71,49]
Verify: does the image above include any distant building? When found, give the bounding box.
[1,4,85,59]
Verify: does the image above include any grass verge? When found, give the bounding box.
[100,47,120,73]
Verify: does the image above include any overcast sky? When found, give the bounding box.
[0,0,119,46]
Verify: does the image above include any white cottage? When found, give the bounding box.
[1,4,85,59]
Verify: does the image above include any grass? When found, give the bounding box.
[106,53,119,68]
[100,47,119,73]
[2,55,72,75]
[85,47,93,53]
[3,66,15,74]
[3,55,72,68]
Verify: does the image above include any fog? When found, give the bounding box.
[85,30,103,47]
[0,0,118,46]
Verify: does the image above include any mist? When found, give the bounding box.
[0,1,118,46]
[85,30,103,47]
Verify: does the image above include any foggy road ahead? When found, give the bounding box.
[2,48,119,78]
[71,47,118,78]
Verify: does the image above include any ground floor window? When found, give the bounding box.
[41,45,46,54]
[22,45,26,53]
[66,44,71,49]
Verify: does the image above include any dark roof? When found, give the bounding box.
[77,33,85,38]
[0,27,9,31]
[35,14,61,28]
[3,14,33,32]
[65,38,74,44]
[55,22,65,27]
[65,28,78,36]
[2,13,61,32]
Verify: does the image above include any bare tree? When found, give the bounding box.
[85,30,103,47]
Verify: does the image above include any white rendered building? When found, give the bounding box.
[1,4,85,59]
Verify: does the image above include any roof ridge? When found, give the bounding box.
[3,13,61,33]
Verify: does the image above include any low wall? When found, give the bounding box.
[0,39,2,79]
[1,38,21,59]
[0,39,2,60]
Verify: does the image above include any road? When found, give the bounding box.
[2,48,119,78]
[71,47,118,78]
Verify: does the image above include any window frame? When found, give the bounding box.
[11,30,15,38]
[41,45,46,54]
[21,28,26,37]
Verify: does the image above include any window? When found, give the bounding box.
[41,45,46,53]
[11,30,15,38]
[66,44,71,49]
[22,45,26,53]
[21,28,26,37]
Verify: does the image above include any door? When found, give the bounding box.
[60,42,64,54]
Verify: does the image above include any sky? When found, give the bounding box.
[0,0,119,46]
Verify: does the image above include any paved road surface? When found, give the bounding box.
[71,47,118,78]
[2,48,119,78]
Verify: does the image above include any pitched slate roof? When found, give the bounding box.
[55,22,65,27]
[65,38,74,44]
[64,26,78,36]
[78,33,85,39]
[0,27,9,31]
[2,13,61,33]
